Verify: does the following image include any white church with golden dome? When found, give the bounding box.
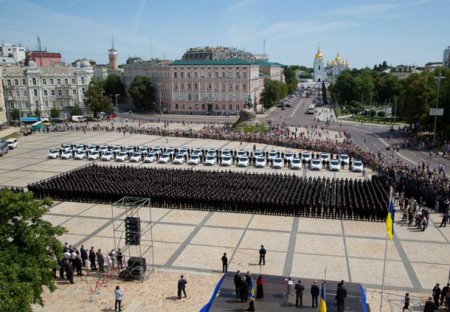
[313,48,349,83]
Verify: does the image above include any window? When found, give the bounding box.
[58,90,62,96]
[57,79,61,85]
[14,79,18,85]
[73,89,76,95]
[175,104,179,109]
[182,104,185,109]
[174,72,177,78]
[188,94,192,101]
[188,83,191,90]
[181,83,185,90]
[243,72,247,78]
[72,78,75,84]
[66,90,70,96]
[243,83,247,90]
[194,72,198,78]
[43,79,47,85]
[6,79,11,86]
[81,88,85,94]
[228,71,233,78]
[235,84,239,90]
[208,84,212,90]
[202,104,205,110]
[51,90,55,96]
[228,83,232,90]
[24,90,28,96]
[32,78,37,85]
[64,79,68,85]
[15,90,20,97]
[215,71,219,78]
[22,79,26,85]
[229,104,232,110]
[50,79,54,85]
[222,104,225,110]
[33,89,38,96]
[187,72,191,78]
[44,90,48,96]
[236,104,240,110]
[181,72,184,78]
[222,84,225,91]
[195,104,198,110]
[81,77,85,84]
[194,83,198,90]
[208,71,212,78]
[215,104,219,110]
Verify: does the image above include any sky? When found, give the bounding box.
[0,0,448,68]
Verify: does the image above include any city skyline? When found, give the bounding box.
[0,0,448,68]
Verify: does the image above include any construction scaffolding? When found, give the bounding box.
[111,196,154,282]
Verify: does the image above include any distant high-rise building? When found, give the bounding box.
[443,46,450,68]
[313,48,324,82]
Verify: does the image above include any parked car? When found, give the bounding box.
[101,151,115,161]
[88,151,100,160]
[290,158,302,170]
[48,148,60,159]
[272,157,284,169]
[144,152,158,163]
[221,156,232,166]
[130,152,143,162]
[204,155,216,166]
[237,156,249,167]
[74,150,87,160]
[115,151,129,162]
[339,154,350,165]
[188,154,201,165]
[329,160,340,171]
[60,149,73,159]
[6,138,18,149]
[351,160,364,172]
[158,153,171,164]
[254,156,266,168]
[310,159,322,170]
[172,154,186,164]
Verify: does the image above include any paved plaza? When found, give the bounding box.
[1,130,449,311]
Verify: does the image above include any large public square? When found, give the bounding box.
[0,127,449,311]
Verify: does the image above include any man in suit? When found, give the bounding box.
[234,271,242,299]
[311,280,320,308]
[89,246,97,271]
[336,281,347,312]
[295,280,305,307]
[177,275,187,299]
[221,253,228,273]
[259,245,266,265]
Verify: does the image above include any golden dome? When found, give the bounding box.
[335,52,341,62]
[315,47,323,59]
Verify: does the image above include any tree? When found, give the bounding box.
[0,190,65,312]
[70,105,83,116]
[128,76,155,111]
[283,66,299,94]
[34,109,41,117]
[104,74,125,98]
[50,108,60,118]
[330,70,354,104]
[11,108,20,120]
[260,78,288,109]
[400,73,434,126]
[85,78,113,115]
[321,82,328,105]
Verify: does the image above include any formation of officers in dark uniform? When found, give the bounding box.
[28,164,389,221]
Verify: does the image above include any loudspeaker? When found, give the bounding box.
[128,256,146,273]
[125,217,141,245]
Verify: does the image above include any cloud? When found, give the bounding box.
[223,0,258,16]
[133,0,147,36]
[323,0,432,17]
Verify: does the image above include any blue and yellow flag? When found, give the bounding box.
[386,200,395,240]
[319,284,327,312]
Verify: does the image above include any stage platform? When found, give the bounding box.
[210,272,369,311]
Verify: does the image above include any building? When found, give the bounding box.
[0,56,17,66]
[108,44,118,71]
[182,46,256,62]
[313,48,325,82]
[0,70,6,124]
[1,60,93,119]
[122,47,284,115]
[25,51,62,67]
[423,62,443,72]
[0,42,26,63]
[325,53,349,81]
[444,46,450,68]
[383,65,420,79]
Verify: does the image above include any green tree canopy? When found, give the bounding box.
[400,73,434,126]
[11,108,20,120]
[128,76,155,111]
[104,74,125,98]
[34,109,41,117]
[0,190,65,312]
[85,78,113,115]
[283,66,299,94]
[260,78,288,109]
[322,82,328,105]
[70,105,83,116]
[50,108,60,118]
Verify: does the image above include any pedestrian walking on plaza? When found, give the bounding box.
[89,246,97,271]
[80,245,87,267]
[234,270,242,299]
[64,259,74,284]
[424,297,435,312]
[256,275,264,299]
[441,283,449,306]
[116,248,123,269]
[433,283,441,309]
[97,249,105,272]
[177,275,187,299]
[115,285,123,311]
[295,280,305,307]
[336,280,347,312]
[259,245,266,265]
[311,280,320,308]
[440,210,448,227]
[221,253,228,273]
[402,293,410,311]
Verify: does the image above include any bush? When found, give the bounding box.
[377,111,386,117]
[369,110,376,117]
[50,108,60,118]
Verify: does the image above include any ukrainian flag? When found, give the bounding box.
[386,199,395,240]
[319,284,327,312]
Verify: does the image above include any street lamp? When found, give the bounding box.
[432,71,445,146]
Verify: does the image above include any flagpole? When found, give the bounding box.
[380,187,393,312]
[379,231,388,312]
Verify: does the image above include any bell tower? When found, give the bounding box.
[313,47,324,82]
[108,37,118,71]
